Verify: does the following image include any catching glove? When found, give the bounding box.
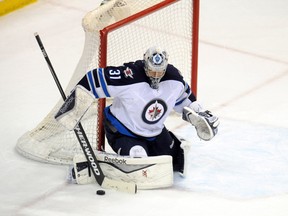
[182,107,219,141]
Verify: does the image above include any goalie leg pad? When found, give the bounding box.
[179,139,191,177]
[169,132,191,177]
[70,152,173,189]
[55,85,95,130]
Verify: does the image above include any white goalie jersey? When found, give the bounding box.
[74,60,197,138]
[55,60,219,142]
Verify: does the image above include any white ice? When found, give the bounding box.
[1,0,288,215]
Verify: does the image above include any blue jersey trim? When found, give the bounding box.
[98,68,111,97]
[185,82,191,94]
[87,71,99,98]
[175,97,186,106]
[175,82,191,106]
[104,107,156,141]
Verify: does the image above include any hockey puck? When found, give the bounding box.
[96,190,105,195]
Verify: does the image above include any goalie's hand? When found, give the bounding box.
[182,107,219,141]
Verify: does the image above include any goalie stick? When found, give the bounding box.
[34,32,137,194]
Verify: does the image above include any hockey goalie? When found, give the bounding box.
[53,0,219,190]
[56,45,219,189]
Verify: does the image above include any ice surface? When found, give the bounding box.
[0,0,288,215]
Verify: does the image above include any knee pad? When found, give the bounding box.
[129,145,148,157]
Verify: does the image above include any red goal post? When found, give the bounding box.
[16,0,199,164]
[97,0,199,150]
[99,0,199,92]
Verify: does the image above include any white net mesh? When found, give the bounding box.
[16,0,197,164]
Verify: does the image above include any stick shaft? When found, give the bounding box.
[34,32,137,193]
[34,32,105,184]
[34,33,67,100]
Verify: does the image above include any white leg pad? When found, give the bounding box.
[71,152,173,189]
[179,139,191,177]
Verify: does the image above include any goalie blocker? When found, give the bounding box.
[55,85,95,130]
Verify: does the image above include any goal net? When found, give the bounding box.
[16,0,199,164]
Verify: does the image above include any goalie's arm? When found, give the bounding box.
[54,65,133,130]
[182,102,219,141]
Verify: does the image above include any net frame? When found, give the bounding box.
[97,0,199,150]
[16,0,200,164]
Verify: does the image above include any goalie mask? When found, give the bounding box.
[144,46,168,89]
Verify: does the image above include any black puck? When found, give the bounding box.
[96,190,105,195]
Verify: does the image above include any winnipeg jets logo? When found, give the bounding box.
[123,67,134,78]
[148,101,162,120]
[152,53,163,65]
[142,99,167,124]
